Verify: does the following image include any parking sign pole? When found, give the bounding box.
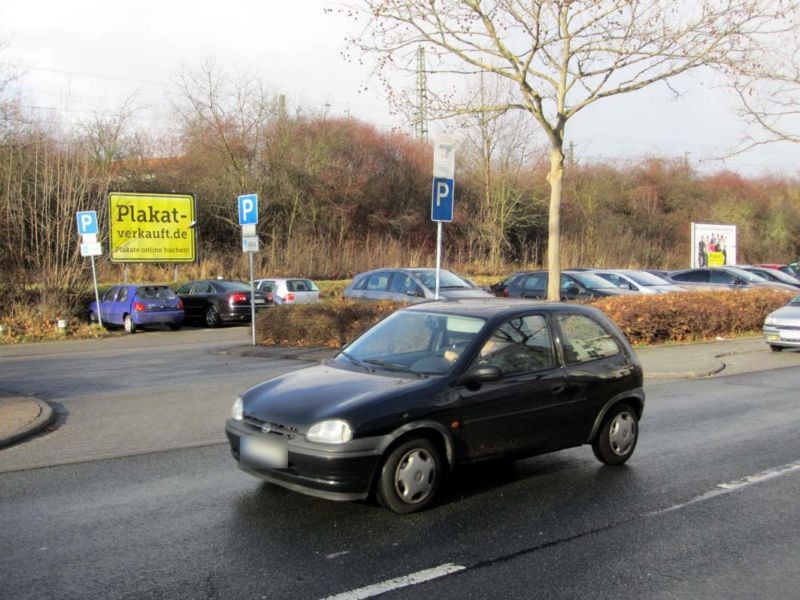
[90,255,103,328]
[249,252,256,346]
[435,221,442,299]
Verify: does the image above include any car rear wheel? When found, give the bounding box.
[377,438,442,514]
[169,323,181,331]
[592,403,638,465]
[123,314,137,334]
[770,345,783,352]
[205,305,221,328]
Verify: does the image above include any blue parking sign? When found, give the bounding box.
[76,211,99,235]
[431,178,454,222]
[238,194,259,225]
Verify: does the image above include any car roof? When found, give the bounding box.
[402,298,601,319]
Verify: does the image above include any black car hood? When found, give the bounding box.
[241,363,431,428]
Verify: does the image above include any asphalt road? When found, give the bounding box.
[1,330,799,599]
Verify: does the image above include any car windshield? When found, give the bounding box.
[790,295,800,306]
[337,310,486,375]
[725,267,767,283]
[136,286,177,300]
[411,269,471,290]
[568,272,619,290]
[756,269,799,284]
[216,281,251,291]
[624,271,670,286]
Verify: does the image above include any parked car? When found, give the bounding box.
[489,272,524,297]
[592,269,686,294]
[751,264,800,282]
[254,278,321,304]
[342,268,493,302]
[176,279,271,327]
[763,294,800,352]
[226,299,644,513]
[503,270,637,300]
[667,267,798,291]
[89,284,184,334]
[740,266,800,289]
[643,269,671,279]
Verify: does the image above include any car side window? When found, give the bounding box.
[389,274,421,295]
[176,283,192,295]
[366,272,390,291]
[557,314,621,364]
[522,274,546,291]
[258,281,276,292]
[117,288,128,303]
[710,270,734,284]
[102,287,119,302]
[194,282,213,294]
[472,315,554,374]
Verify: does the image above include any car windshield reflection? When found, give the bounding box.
[337,311,486,375]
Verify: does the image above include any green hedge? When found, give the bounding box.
[255,289,794,348]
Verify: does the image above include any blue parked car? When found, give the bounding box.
[89,284,184,333]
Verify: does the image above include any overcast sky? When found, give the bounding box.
[2,0,798,176]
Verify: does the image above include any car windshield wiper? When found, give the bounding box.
[339,351,369,369]
[363,359,423,377]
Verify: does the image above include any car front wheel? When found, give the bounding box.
[770,345,783,352]
[377,438,442,514]
[205,306,221,328]
[592,403,638,465]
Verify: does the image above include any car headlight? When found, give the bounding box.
[232,397,244,421]
[764,317,777,327]
[306,420,352,444]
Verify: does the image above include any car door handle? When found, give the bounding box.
[550,384,567,395]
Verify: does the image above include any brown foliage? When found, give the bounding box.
[592,289,794,345]
[256,300,401,348]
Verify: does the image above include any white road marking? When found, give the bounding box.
[322,460,800,600]
[322,563,466,600]
[647,459,800,517]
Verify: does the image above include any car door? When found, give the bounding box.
[387,272,425,302]
[457,313,570,460]
[516,273,547,299]
[360,271,392,300]
[554,312,638,445]
[109,286,130,324]
[98,286,120,325]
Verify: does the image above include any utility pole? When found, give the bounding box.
[415,46,429,140]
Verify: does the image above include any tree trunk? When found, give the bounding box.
[546,144,564,301]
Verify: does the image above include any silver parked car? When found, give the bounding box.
[592,269,686,294]
[667,267,798,292]
[254,278,321,304]
[343,268,493,302]
[763,294,800,351]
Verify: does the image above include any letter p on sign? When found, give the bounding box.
[238,194,259,226]
[76,211,99,235]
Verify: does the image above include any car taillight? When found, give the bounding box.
[230,293,247,303]
[132,301,146,312]
[176,298,184,310]
[286,292,295,303]
[503,289,509,297]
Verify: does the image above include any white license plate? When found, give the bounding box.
[241,435,288,468]
[780,330,800,341]
[254,299,266,304]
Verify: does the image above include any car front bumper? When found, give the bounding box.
[763,326,800,348]
[225,418,383,501]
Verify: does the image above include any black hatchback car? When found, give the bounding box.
[226,300,644,513]
[502,270,637,300]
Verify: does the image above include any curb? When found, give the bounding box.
[0,397,56,449]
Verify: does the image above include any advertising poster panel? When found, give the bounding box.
[691,223,737,268]
[108,192,197,263]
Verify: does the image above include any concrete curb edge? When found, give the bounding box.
[0,397,56,450]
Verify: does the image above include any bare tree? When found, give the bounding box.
[345,0,791,299]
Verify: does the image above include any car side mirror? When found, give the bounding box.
[565,284,580,295]
[457,365,502,390]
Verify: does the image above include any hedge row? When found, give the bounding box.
[256,289,795,348]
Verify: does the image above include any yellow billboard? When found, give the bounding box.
[108,192,197,263]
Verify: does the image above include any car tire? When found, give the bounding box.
[592,403,638,466]
[205,305,221,328]
[169,323,181,331]
[123,314,137,334]
[88,311,98,325]
[377,437,442,514]
[770,345,783,352]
